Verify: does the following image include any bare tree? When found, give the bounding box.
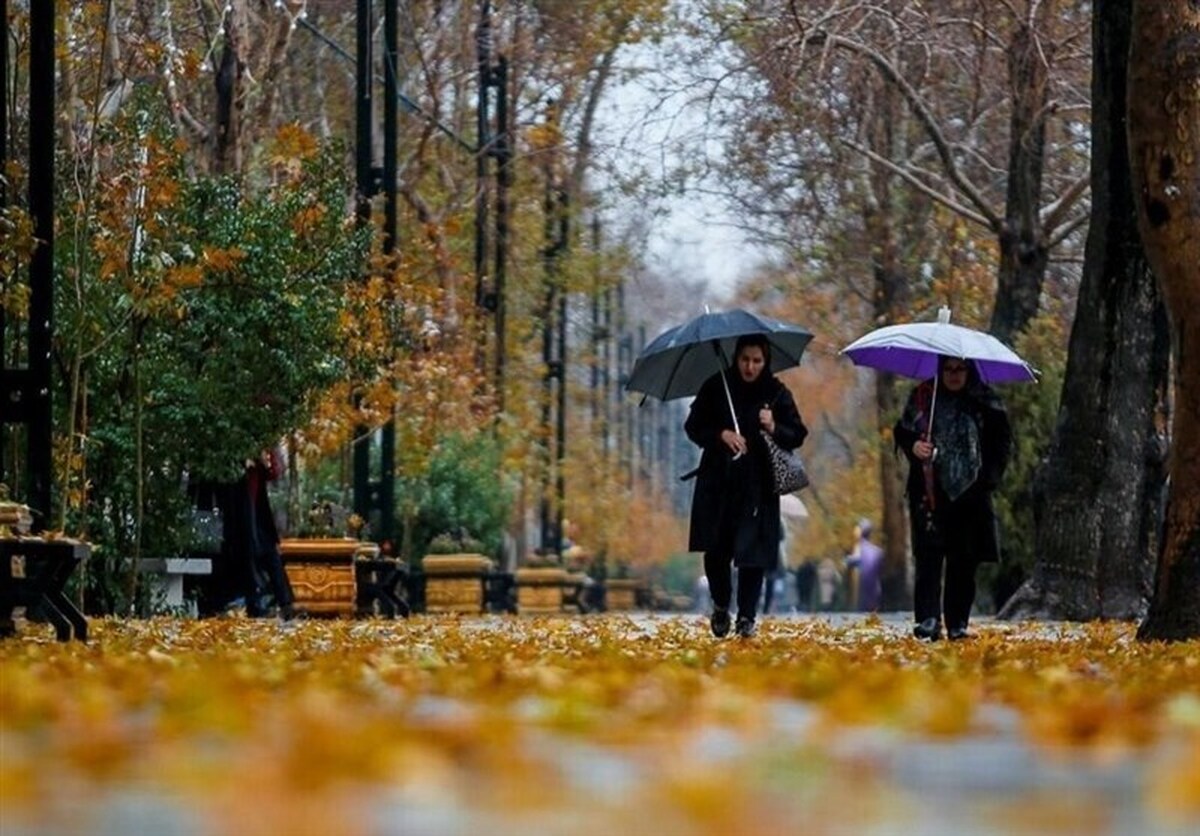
[777,0,1092,343]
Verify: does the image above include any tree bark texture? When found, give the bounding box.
[214,0,250,175]
[991,15,1053,345]
[872,260,912,611]
[860,71,922,611]
[1000,0,1169,623]
[1129,0,1200,641]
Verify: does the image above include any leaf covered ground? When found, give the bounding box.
[2,614,1198,835]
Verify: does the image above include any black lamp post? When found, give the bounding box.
[0,0,56,531]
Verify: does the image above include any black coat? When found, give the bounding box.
[685,371,807,567]
[893,379,1012,563]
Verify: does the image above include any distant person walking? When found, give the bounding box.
[894,355,1011,641]
[685,335,807,638]
[846,518,884,612]
[222,448,295,620]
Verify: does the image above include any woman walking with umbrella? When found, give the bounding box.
[893,355,1012,640]
[842,308,1031,640]
[684,334,807,638]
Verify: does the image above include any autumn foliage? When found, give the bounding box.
[1,616,1198,833]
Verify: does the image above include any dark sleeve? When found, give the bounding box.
[980,403,1013,490]
[769,383,808,451]
[684,374,729,450]
[893,389,922,465]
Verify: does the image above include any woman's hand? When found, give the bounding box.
[720,429,748,457]
[759,407,775,434]
[913,439,935,461]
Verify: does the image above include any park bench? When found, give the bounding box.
[0,536,90,642]
[137,557,213,615]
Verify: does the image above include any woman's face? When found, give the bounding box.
[941,359,970,392]
[737,345,767,383]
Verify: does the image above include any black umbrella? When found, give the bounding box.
[624,308,814,401]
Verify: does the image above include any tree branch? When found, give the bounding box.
[840,138,994,228]
[795,28,1003,228]
[1041,171,1090,232]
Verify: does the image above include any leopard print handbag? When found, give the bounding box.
[761,430,809,495]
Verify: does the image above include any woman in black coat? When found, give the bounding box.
[685,335,807,638]
[893,356,1012,641]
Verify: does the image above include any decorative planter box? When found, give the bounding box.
[515,567,569,614]
[606,578,639,611]
[280,538,362,617]
[422,554,493,614]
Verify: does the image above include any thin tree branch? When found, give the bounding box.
[794,28,1003,228]
[840,138,994,229]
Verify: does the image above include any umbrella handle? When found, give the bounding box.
[924,374,939,443]
[921,374,939,511]
[719,367,742,436]
[717,350,745,460]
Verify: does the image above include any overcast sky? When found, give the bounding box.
[592,34,758,303]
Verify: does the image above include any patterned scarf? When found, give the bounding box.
[899,381,987,501]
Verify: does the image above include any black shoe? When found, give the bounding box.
[913,618,942,641]
[947,625,970,641]
[734,616,756,639]
[710,608,731,638]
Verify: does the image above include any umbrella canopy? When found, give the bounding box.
[840,307,1036,384]
[625,309,814,401]
[780,493,809,521]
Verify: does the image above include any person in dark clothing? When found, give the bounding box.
[221,449,295,619]
[893,356,1012,641]
[685,334,808,638]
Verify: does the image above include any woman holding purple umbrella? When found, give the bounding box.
[894,355,1012,641]
[685,334,807,639]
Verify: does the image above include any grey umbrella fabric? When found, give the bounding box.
[624,309,814,401]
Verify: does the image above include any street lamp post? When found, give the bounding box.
[0,0,56,531]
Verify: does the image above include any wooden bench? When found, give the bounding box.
[137,557,213,615]
[1,537,90,642]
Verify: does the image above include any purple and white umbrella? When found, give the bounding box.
[840,307,1037,384]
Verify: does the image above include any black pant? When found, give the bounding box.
[913,542,977,629]
[246,546,294,616]
[704,552,765,620]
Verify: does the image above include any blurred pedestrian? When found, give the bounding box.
[762,523,790,614]
[222,447,295,620]
[794,558,818,612]
[846,518,884,612]
[685,335,807,638]
[816,556,843,612]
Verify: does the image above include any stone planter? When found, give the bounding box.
[515,567,569,614]
[606,578,639,611]
[422,554,493,614]
[280,538,365,617]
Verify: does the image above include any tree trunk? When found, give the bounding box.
[855,62,920,611]
[990,17,1052,344]
[873,263,911,611]
[1129,0,1200,641]
[999,0,1168,623]
[214,0,250,175]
